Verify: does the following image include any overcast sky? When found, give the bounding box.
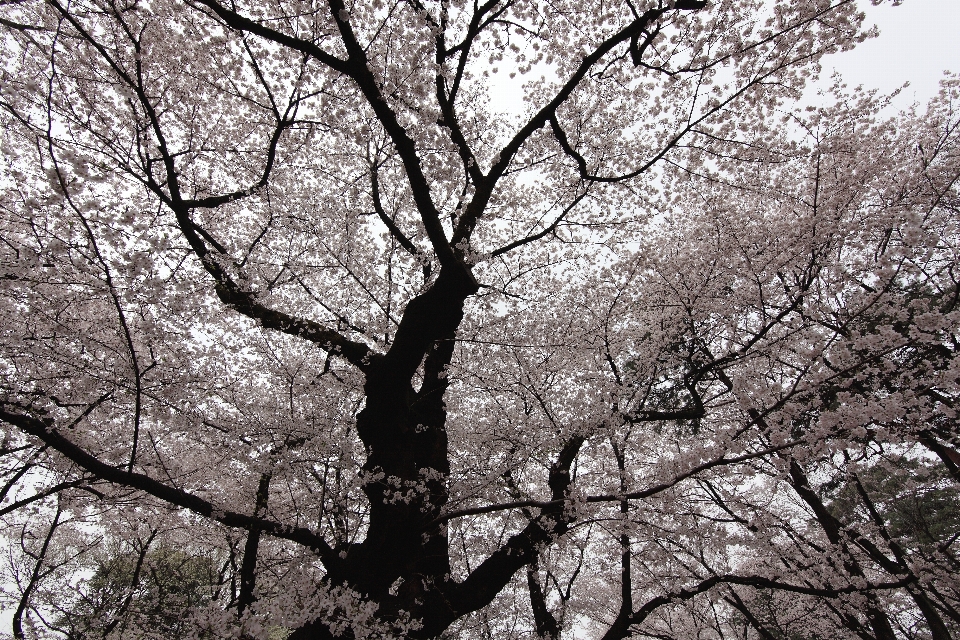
[823,0,960,108]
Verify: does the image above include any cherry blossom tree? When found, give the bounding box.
[0,0,957,638]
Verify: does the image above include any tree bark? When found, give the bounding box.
[238,472,272,615]
[788,460,898,640]
[314,266,477,636]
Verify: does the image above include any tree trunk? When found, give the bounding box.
[320,266,477,637]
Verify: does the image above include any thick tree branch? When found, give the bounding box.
[0,405,343,573]
[187,0,351,74]
[443,436,585,619]
[177,213,376,370]
[600,440,634,640]
[180,113,292,210]
[787,459,899,640]
[527,559,561,640]
[326,0,455,267]
[919,432,960,483]
[237,471,272,614]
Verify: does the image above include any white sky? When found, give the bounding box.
[822,0,960,108]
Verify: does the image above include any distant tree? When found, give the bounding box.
[0,0,958,638]
[827,458,960,549]
[53,545,222,639]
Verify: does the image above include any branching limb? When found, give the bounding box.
[0,404,344,574]
[433,439,802,526]
[43,0,376,371]
[442,436,585,618]
[175,217,376,370]
[187,0,351,74]
[369,160,427,268]
[452,6,670,245]
[627,574,915,627]
[488,190,589,258]
[526,556,561,640]
[0,479,95,518]
[328,0,455,266]
[12,500,62,640]
[187,0,459,268]
[429,0,500,184]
